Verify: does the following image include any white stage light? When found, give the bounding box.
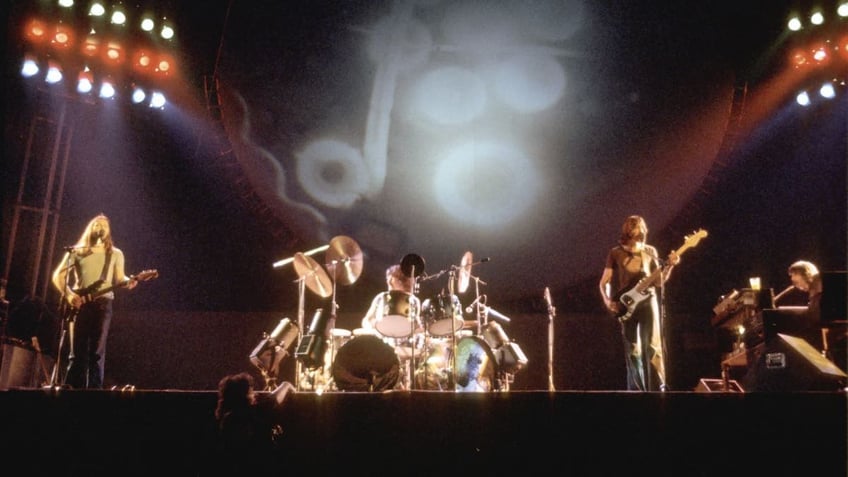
[796,91,811,106]
[132,87,147,104]
[819,82,836,99]
[161,24,175,40]
[21,58,39,77]
[111,10,127,25]
[89,3,105,16]
[77,76,93,93]
[150,91,166,108]
[99,81,116,98]
[141,18,155,32]
[45,65,63,84]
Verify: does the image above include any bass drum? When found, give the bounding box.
[332,335,399,392]
[454,336,497,392]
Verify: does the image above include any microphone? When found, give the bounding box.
[544,287,552,308]
[482,305,511,324]
[772,285,795,306]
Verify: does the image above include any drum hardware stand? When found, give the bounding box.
[544,287,556,391]
[294,277,307,391]
[447,269,461,392]
[407,263,419,390]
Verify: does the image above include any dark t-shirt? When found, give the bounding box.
[604,244,660,295]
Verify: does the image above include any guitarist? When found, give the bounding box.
[50,214,137,389]
[598,215,679,391]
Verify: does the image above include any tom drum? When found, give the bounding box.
[375,291,420,338]
[421,293,464,337]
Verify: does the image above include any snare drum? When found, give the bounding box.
[421,293,464,337]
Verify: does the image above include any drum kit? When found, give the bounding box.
[253,237,527,393]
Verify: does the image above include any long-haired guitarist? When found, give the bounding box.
[598,215,680,391]
[50,213,137,389]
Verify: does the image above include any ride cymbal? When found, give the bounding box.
[325,235,363,285]
[294,252,333,298]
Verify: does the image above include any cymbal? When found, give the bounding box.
[458,251,473,293]
[293,252,332,298]
[325,235,363,285]
[400,253,426,278]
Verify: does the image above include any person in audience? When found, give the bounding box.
[214,372,295,474]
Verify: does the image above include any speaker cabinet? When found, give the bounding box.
[742,333,847,392]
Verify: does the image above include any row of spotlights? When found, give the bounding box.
[25,19,177,78]
[795,80,842,105]
[21,57,167,108]
[788,2,848,31]
[57,0,175,40]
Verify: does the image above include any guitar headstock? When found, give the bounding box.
[134,269,159,281]
[683,229,708,247]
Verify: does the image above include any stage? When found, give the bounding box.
[0,388,845,476]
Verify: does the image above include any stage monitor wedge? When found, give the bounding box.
[743,333,847,392]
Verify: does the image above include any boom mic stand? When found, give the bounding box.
[544,287,555,391]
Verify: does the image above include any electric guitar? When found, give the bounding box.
[65,269,158,318]
[614,229,707,322]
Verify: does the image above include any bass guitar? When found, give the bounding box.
[65,269,158,319]
[614,230,707,322]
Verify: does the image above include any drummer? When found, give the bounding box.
[359,264,423,390]
[360,264,422,334]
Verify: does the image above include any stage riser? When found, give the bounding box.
[0,390,844,475]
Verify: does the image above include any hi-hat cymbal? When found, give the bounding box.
[400,253,426,278]
[294,252,332,297]
[458,251,473,293]
[325,235,363,285]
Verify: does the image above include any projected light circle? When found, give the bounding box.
[296,139,369,208]
[412,66,487,125]
[493,54,565,113]
[433,142,541,227]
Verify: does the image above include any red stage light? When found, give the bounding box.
[82,37,99,56]
[25,19,48,43]
[104,41,124,65]
[52,25,74,49]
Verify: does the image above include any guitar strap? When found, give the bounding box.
[639,249,651,275]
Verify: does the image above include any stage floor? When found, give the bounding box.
[0,388,845,476]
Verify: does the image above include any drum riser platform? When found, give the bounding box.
[0,389,844,476]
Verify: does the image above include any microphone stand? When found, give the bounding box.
[657,264,669,392]
[49,252,79,388]
[545,290,556,392]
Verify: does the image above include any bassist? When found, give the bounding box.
[51,214,137,389]
[598,215,679,391]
